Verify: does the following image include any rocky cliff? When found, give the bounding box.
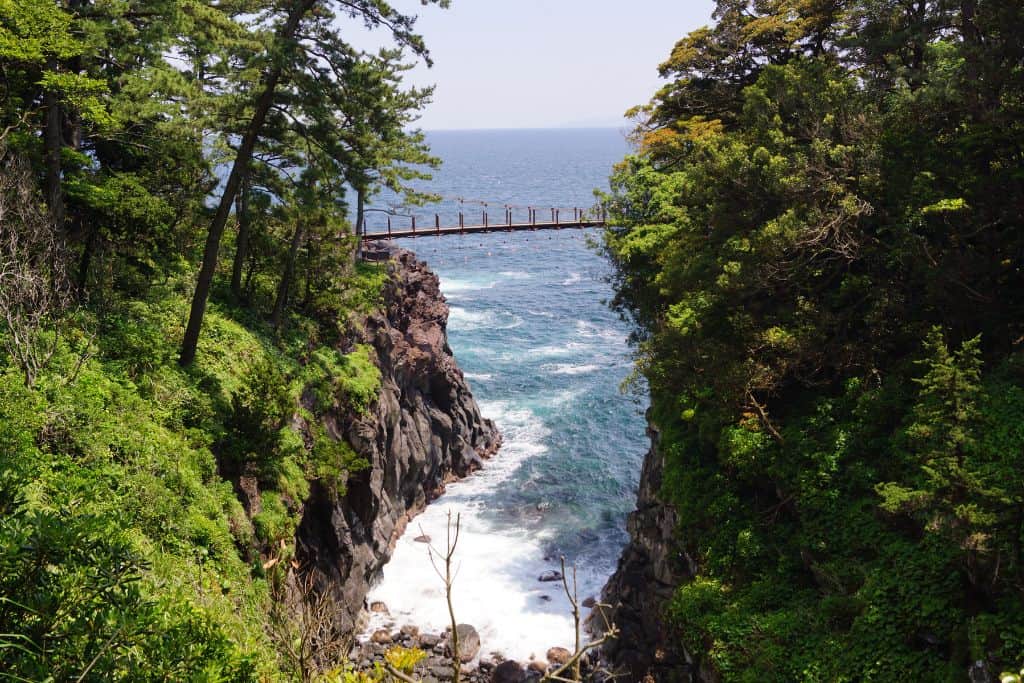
[295,244,500,634]
[600,417,695,682]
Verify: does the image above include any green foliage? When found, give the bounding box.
[384,646,427,674]
[0,267,386,677]
[1,0,435,676]
[317,647,426,683]
[303,345,382,415]
[0,503,255,680]
[0,351,266,678]
[252,492,295,547]
[223,357,295,476]
[607,0,1024,678]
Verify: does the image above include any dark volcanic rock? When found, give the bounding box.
[293,248,501,635]
[419,632,442,648]
[537,570,562,582]
[491,661,527,683]
[599,417,692,681]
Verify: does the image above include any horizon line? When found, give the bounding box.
[417,124,633,133]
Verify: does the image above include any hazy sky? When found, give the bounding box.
[346,1,717,130]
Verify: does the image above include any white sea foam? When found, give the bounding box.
[464,372,493,381]
[562,272,582,286]
[449,307,522,331]
[442,278,496,294]
[362,401,592,662]
[545,363,600,376]
[575,320,624,342]
[546,388,583,407]
[499,271,532,280]
[524,341,591,359]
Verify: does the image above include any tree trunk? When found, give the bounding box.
[271,220,305,331]
[180,0,317,364]
[230,172,251,300]
[76,225,98,295]
[354,187,365,262]
[302,233,315,307]
[1014,502,1023,583]
[44,58,64,231]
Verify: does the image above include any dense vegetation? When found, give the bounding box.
[0,0,441,678]
[604,1,1024,680]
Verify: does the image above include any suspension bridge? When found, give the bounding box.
[359,197,607,241]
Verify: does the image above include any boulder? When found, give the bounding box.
[546,647,571,665]
[429,664,455,680]
[491,660,527,683]
[537,570,562,582]
[400,624,420,639]
[448,623,481,662]
[419,632,442,648]
[370,629,392,644]
[414,534,432,543]
[581,596,596,609]
[528,660,548,674]
[369,601,389,614]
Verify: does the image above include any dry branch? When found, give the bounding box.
[0,147,73,387]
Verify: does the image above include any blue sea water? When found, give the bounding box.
[363,129,648,661]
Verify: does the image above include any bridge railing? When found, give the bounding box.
[359,200,607,236]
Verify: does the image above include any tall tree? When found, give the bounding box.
[179,0,448,364]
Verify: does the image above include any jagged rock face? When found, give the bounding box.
[296,246,500,634]
[600,420,695,683]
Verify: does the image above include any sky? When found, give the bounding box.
[345,1,717,130]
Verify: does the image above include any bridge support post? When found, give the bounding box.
[387,216,391,239]
[412,216,416,234]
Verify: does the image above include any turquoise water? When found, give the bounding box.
[364,129,647,660]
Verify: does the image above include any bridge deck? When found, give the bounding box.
[361,220,605,240]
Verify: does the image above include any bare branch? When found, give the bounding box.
[539,557,620,682]
[0,147,74,387]
[425,510,462,683]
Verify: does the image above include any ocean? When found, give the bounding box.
[362,128,647,662]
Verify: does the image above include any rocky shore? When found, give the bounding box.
[351,602,601,682]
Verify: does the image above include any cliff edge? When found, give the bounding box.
[601,418,694,682]
[295,245,500,634]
